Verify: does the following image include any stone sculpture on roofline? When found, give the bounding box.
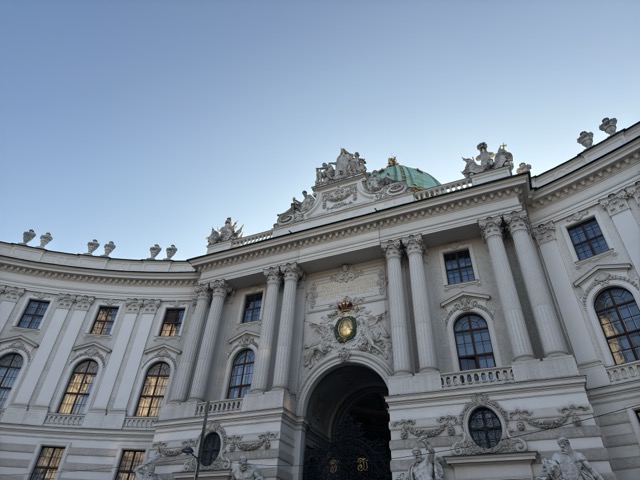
[461,142,514,178]
[208,217,243,246]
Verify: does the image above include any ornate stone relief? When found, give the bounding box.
[0,338,36,362]
[142,346,180,370]
[69,344,110,367]
[207,217,243,246]
[391,417,458,439]
[599,189,631,216]
[462,142,514,178]
[142,299,161,314]
[306,265,385,310]
[565,210,589,223]
[57,294,75,309]
[125,298,144,314]
[579,271,639,306]
[322,183,358,210]
[303,298,391,368]
[509,403,590,431]
[533,221,556,245]
[626,181,640,204]
[441,292,493,326]
[0,286,26,302]
[227,333,259,357]
[75,295,95,311]
[226,431,278,452]
[331,264,365,283]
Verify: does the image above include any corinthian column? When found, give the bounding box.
[403,235,437,371]
[504,211,567,357]
[382,239,412,374]
[189,280,232,401]
[273,263,303,390]
[251,267,282,393]
[171,283,210,402]
[479,216,534,361]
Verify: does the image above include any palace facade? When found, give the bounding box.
[1,121,639,480]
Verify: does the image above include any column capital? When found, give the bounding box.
[599,189,631,216]
[57,294,75,310]
[503,210,530,234]
[532,221,556,245]
[194,282,211,301]
[626,181,640,205]
[381,239,403,259]
[263,266,283,285]
[210,279,233,298]
[403,235,426,256]
[282,262,303,282]
[478,216,503,240]
[0,286,25,302]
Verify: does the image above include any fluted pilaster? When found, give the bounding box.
[251,267,282,393]
[382,239,412,374]
[479,216,534,361]
[273,263,303,390]
[403,235,437,371]
[504,211,567,357]
[188,280,232,401]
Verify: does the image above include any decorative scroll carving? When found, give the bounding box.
[533,221,556,245]
[599,189,631,216]
[331,264,364,283]
[57,294,75,309]
[1,341,33,362]
[175,422,232,472]
[142,299,161,314]
[0,286,26,302]
[227,432,278,452]
[126,299,144,313]
[69,346,107,367]
[566,211,589,223]
[442,293,493,326]
[391,416,458,440]
[509,403,590,431]
[75,295,95,311]
[228,334,259,357]
[581,272,639,306]
[322,184,358,210]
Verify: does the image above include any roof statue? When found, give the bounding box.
[462,142,514,178]
[208,217,243,246]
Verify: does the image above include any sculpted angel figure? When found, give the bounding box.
[304,321,333,367]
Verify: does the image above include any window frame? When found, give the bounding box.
[90,306,119,335]
[443,249,477,285]
[468,407,503,449]
[58,359,99,414]
[594,287,640,365]
[226,349,255,399]
[29,445,66,480]
[134,362,171,417]
[116,449,146,480]
[159,308,185,337]
[17,299,50,329]
[453,313,496,371]
[0,353,24,408]
[566,216,610,262]
[241,292,264,323]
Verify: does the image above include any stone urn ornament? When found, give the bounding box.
[86,239,100,255]
[577,131,593,148]
[38,232,53,248]
[599,117,617,135]
[164,244,177,260]
[102,241,116,257]
[148,244,161,260]
[21,229,36,245]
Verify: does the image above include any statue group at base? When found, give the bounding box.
[538,438,604,480]
[397,437,443,480]
[231,455,264,480]
[134,453,162,480]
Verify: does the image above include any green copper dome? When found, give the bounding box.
[377,157,441,190]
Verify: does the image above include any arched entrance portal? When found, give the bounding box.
[303,365,391,480]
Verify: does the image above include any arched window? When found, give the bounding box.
[201,432,222,467]
[135,362,170,417]
[469,407,502,449]
[595,287,640,364]
[227,349,254,399]
[58,360,98,414]
[454,314,495,370]
[0,353,23,407]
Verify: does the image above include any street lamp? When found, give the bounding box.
[182,446,200,480]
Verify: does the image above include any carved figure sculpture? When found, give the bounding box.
[540,437,604,480]
[516,162,532,174]
[462,142,515,178]
[208,217,243,245]
[304,321,334,367]
[316,162,336,184]
[134,453,162,480]
[231,455,263,480]
[397,437,443,480]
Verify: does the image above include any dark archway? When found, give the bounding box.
[303,365,391,480]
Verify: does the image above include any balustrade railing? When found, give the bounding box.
[606,360,640,383]
[414,178,473,201]
[196,399,242,416]
[44,413,84,426]
[123,416,157,429]
[441,367,514,388]
[231,231,273,247]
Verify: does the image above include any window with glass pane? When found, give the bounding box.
[227,349,254,399]
[595,287,640,364]
[160,308,185,336]
[0,354,23,407]
[90,306,118,335]
[201,433,222,467]
[568,219,609,260]
[242,293,263,323]
[58,360,98,414]
[444,250,476,285]
[116,450,145,480]
[469,407,502,449]
[135,362,170,417]
[30,446,64,480]
[18,300,50,329]
[454,314,495,370]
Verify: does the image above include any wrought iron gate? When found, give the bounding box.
[303,416,391,480]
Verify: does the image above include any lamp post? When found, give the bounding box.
[182,400,209,480]
[181,446,200,480]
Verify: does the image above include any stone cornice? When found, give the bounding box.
[0,256,198,288]
[530,146,639,209]
[192,181,526,273]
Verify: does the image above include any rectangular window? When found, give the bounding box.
[30,446,64,480]
[160,308,185,336]
[444,250,476,285]
[18,300,50,329]
[568,218,609,260]
[90,307,118,335]
[116,450,145,480]
[242,293,263,323]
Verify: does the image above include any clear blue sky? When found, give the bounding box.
[1,0,638,260]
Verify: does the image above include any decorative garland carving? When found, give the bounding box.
[145,348,178,370]
[1,341,33,362]
[322,184,358,210]
[391,416,458,439]
[509,403,590,431]
[442,295,493,326]
[69,346,107,367]
[581,272,639,306]
[173,421,232,471]
[566,210,590,223]
[227,432,278,452]
[228,334,259,357]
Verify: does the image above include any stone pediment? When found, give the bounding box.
[440,292,492,326]
[0,335,39,361]
[70,342,112,366]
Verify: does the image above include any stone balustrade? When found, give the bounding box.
[44,413,85,426]
[413,178,473,201]
[231,230,273,247]
[441,367,514,388]
[606,360,640,383]
[123,416,158,429]
[195,399,243,416]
